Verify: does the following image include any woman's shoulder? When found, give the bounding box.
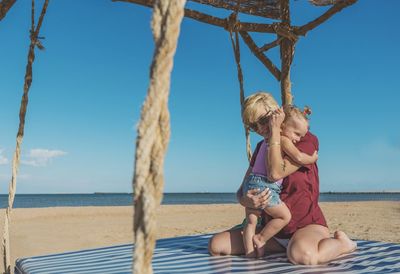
[250,139,265,166]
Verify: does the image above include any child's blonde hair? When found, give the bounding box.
[283,105,312,124]
[242,92,279,127]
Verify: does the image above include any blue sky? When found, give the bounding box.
[0,0,399,194]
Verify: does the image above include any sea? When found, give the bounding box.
[0,192,399,208]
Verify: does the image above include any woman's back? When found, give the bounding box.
[278,131,327,238]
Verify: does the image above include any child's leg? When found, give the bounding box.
[243,208,260,257]
[253,202,291,257]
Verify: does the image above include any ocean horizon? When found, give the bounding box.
[0,192,399,208]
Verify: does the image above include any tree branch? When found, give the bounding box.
[259,37,283,52]
[190,0,281,20]
[294,0,357,36]
[113,0,277,33]
[239,31,281,81]
[0,0,16,21]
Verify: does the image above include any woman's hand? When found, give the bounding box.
[269,107,285,131]
[240,188,272,209]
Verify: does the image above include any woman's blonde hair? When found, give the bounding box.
[242,92,279,127]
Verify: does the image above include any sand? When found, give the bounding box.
[0,201,399,268]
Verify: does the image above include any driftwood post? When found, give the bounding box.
[279,0,294,106]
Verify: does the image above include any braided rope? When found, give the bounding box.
[228,24,252,162]
[1,1,49,273]
[132,0,185,273]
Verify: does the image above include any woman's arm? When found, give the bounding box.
[236,166,252,204]
[267,108,302,181]
[281,136,318,165]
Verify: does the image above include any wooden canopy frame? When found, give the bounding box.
[0,1,358,274]
[113,0,357,105]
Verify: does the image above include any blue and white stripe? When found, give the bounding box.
[15,234,400,273]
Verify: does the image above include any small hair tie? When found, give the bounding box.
[303,106,312,116]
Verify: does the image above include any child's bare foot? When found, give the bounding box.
[253,234,266,258]
[334,231,357,253]
[245,251,257,258]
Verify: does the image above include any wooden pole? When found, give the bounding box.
[279,0,294,106]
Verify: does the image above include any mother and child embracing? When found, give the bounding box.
[208,91,357,265]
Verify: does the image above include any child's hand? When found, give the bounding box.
[311,150,318,163]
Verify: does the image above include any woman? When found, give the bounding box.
[208,92,356,265]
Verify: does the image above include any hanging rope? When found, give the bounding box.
[227,12,252,162]
[132,0,185,273]
[1,1,49,273]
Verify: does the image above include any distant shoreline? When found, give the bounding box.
[1,192,399,208]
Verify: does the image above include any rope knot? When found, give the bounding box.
[272,23,298,43]
[29,30,46,50]
[226,13,240,33]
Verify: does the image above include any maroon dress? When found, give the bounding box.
[250,131,328,239]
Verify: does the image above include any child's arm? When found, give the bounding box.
[267,109,302,181]
[281,136,318,165]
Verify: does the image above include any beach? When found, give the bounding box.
[1,201,399,268]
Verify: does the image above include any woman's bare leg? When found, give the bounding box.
[208,227,245,256]
[208,226,285,256]
[318,231,357,263]
[287,224,357,265]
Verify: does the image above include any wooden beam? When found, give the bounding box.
[0,0,16,21]
[294,0,357,36]
[259,37,283,52]
[273,24,298,42]
[113,0,278,33]
[239,31,281,81]
[190,0,281,20]
[310,0,344,6]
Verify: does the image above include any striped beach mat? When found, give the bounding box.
[15,234,400,274]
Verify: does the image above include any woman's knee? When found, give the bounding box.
[208,234,228,256]
[287,224,329,265]
[208,229,244,256]
[208,236,220,256]
[287,246,319,265]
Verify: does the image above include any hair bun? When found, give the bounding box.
[303,106,312,116]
